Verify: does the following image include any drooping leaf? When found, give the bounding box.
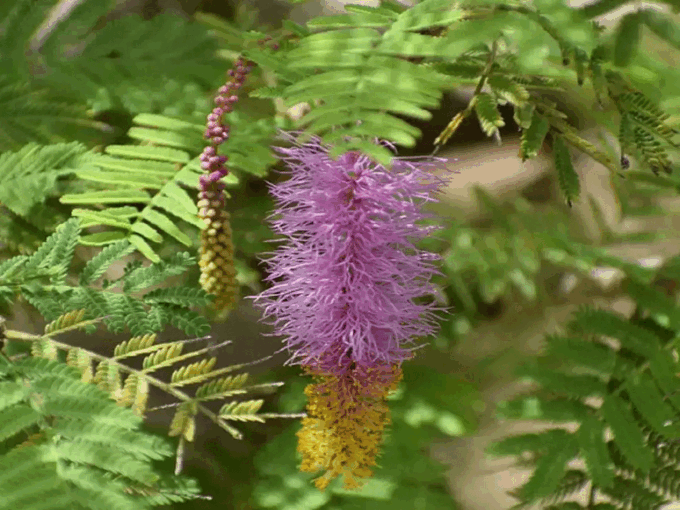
[473,93,505,138]
[577,416,614,488]
[553,135,580,206]
[600,393,653,473]
[519,434,579,501]
[613,12,642,67]
[624,372,680,438]
[520,112,550,161]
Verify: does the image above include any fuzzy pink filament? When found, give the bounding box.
[252,133,450,375]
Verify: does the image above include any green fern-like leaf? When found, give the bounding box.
[0,402,41,444]
[611,88,676,173]
[619,111,635,155]
[120,373,150,417]
[195,373,249,400]
[36,14,223,115]
[519,435,580,501]
[642,10,680,50]
[624,372,680,437]
[306,3,399,29]
[488,429,570,458]
[544,502,586,510]
[276,0,518,166]
[615,91,669,122]
[0,77,106,152]
[128,114,205,153]
[624,278,680,329]
[613,12,642,67]
[122,252,194,294]
[61,111,274,261]
[79,240,135,285]
[166,307,210,338]
[632,126,673,174]
[627,109,676,143]
[497,396,591,423]
[168,401,197,442]
[61,144,195,263]
[21,289,69,323]
[219,399,265,422]
[473,93,505,138]
[0,0,53,79]
[601,475,665,510]
[143,286,213,308]
[142,343,184,371]
[428,54,484,77]
[170,358,217,386]
[569,307,661,356]
[31,337,59,360]
[544,335,619,375]
[389,0,462,32]
[0,142,87,217]
[23,217,81,284]
[576,416,614,489]
[114,334,158,358]
[518,363,607,398]
[520,112,550,161]
[0,356,200,509]
[66,347,94,383]
[553,135,580,206]
[488,74,530,107]
[1,227,210,337]
[93,359,123,397]
[492,293,680,508]
[44,308,98,336]
[4,316,298,446]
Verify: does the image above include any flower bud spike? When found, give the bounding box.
[197,54,255,313]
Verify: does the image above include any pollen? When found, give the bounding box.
[296,362,403,490]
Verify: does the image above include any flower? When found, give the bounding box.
[252,133,450,375]
[252,132,451,489]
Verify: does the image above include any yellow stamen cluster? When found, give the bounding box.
[296,363,403,490]
[198,193,238,312]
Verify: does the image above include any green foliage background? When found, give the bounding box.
[1,0,680,508]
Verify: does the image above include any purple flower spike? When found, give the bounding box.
[252,133,451,374]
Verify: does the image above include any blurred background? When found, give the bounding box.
[2,0,680,508]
